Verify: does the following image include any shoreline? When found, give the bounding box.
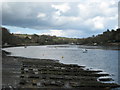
[2,44,120,52]
[2,50,120,89]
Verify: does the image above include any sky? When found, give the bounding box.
[1,0,119,38]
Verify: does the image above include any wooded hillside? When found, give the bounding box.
[1,27,120,46]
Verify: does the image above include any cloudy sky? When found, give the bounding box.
[1,0,118,38]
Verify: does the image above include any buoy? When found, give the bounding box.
[24,45,27,48]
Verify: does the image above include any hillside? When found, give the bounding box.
[1,27,120,46]
[1,27,77,46]
[77,29,120,46]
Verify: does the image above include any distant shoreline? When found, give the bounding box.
[2,44,120,51]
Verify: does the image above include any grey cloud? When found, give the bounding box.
[2,3,54,28]
[118,1,120,28]
[2,1,118,33]
[1,2,88,30]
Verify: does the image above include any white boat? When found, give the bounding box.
[82,49,88,53]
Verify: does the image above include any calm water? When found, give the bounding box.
[3,45,119,85]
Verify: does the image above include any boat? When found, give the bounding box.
[82,49,87,53]
[24,45,27,48]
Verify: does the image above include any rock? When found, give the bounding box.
[24,68,28,72]
[19,80,26,85]
[37,82,42,87]
[34,72,39,74]
[20,75,24,78]
[28,75,39,79]
[32,83,37,86]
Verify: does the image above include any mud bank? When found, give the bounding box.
[2,51,120,90]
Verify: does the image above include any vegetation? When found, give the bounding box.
[1,27,120,46]
[77,29,120,45]
[2,27,29,45]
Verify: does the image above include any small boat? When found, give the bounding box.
[24,45,27,48]
[82,49,87,53]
